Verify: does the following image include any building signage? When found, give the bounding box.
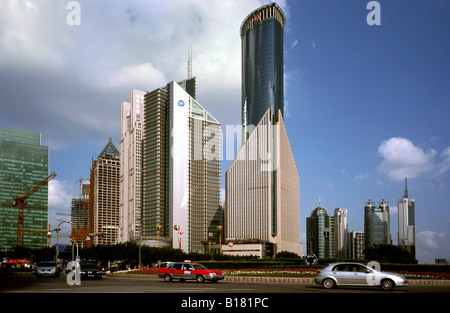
[253,12,261,23]
[178,100,185,107]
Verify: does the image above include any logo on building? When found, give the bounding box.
[178,100,185,107]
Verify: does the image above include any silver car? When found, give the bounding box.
[34,261,60,278]
[314,262,408,291]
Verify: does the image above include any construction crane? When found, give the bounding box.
[18,224,62,247]
[11,171,57,247]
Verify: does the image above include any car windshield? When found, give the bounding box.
[38,262,55,267]
[81,264,98,269]
[193,264,207,270]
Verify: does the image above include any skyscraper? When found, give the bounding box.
[141,78,221,253]
[241,2,285,140]
[364,198,391,248]
[306,203,334,258]
[119,89,146,243]
[224,3,301,258]
[334,208,348,259]
[398,178,416,257]
[225,109,301,257]
[91,138,120,245]
[0,126,49,249]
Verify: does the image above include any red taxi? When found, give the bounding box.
[158,261,224,283]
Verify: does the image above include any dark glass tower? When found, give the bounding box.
[241,3,285,140]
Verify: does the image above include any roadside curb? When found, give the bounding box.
[106,273,450,286]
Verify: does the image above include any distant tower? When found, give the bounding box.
[241,2,285,141]
[187,46,193,79]
[398,178,416,257]
[306,203,334,258]
[364,198,391,248]
[92,138,120,245]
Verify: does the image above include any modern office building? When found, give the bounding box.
[0,126,49,249]
[119,89,146,243]
[334,208,348,259]
[223,3,301,258]
[364,198,391,248]
[398,178,416,257]
[241,2,285,141]
[306,203,334,259]
[225,109,301,258]
[141,78,221,253]
[349,231,365,260]
[91,138,120,245]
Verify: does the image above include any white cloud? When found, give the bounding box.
[106,63,166,90]
[354,173,369,180]
[48,179,74,214]
[437,147,450,176]
[377,137,437,180]
[417,231,445,250]
[289,39,298,50]
[389,205,398,215]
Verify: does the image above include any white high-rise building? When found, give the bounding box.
[398,178,416,257]
[141,79,222,253]
[334,208,348,259]
[119,89,146,243]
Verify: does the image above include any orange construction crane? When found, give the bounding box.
[11,172,57,247]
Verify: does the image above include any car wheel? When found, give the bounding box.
[164,274,173,282]
[380,279,394,291]
[322,278,336,289]
[196,275,205,283]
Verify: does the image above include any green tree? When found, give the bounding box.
[364,244,417,264]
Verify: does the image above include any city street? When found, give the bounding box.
[1,274,449,293]
[1,274,448,312]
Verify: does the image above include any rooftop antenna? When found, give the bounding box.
[187,46,192,79]
[404,177,408,198]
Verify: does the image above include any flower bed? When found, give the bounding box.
[126,267,450,280]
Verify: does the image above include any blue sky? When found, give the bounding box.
[0,0,448,263]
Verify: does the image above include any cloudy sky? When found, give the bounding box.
[1,0,449,263]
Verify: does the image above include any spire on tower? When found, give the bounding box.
[404,177,408,198]
[187,46,192,79]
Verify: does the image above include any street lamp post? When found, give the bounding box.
[56,221,71,268]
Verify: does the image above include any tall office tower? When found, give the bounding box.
[225,109,301,258]
[364,198,392,248]
[306,203,334,259]
[334,208,348,259]
[119,89,146,243]
[398,178,416,257]
[241,2,285,141]
[349,231,365,260]
[91,138,120,245]
[0,126,49,249]
[142,79,221,253]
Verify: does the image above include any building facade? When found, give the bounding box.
[364,198,391,248]
[306,204,334,259]
[334,208,348,259]
[91,138,120,245]
[225,109,301,257]
[0,126,49,249]
[241,2,285,140]
[349,231,365,259]
[119,89,146,243]
[398,178,416,257]
[141,79,221,253]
